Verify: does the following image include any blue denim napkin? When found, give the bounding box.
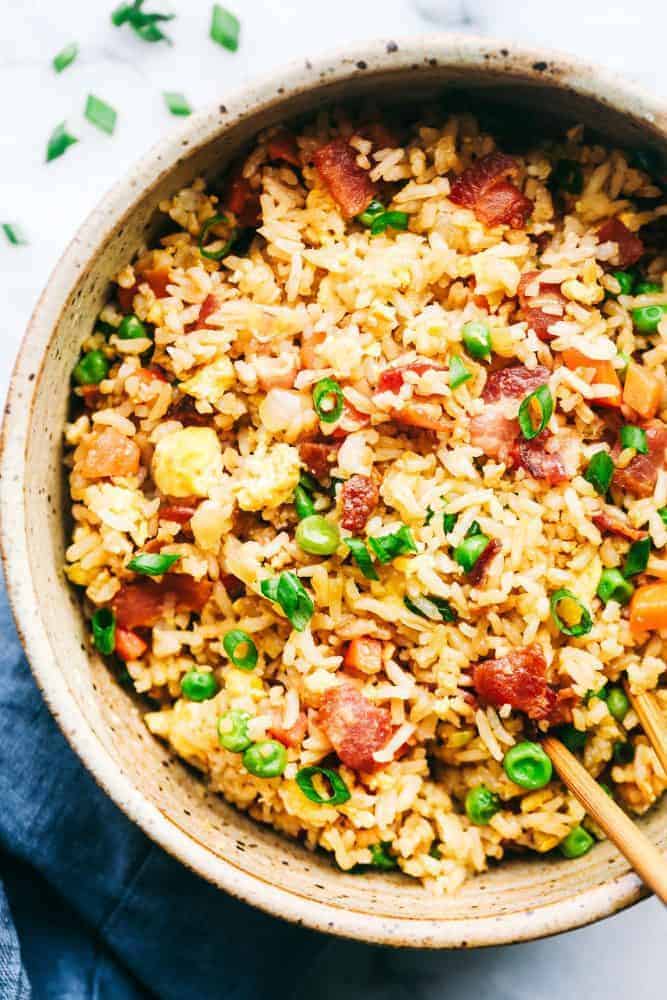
[0,574,326,998]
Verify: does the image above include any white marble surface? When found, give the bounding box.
[1,0,666,995]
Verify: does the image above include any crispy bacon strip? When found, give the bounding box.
[313,138,376,218]
[471,365,552,463]
[515,434,569,485]
[518,270,567,342]
[115,627,147,662]
[159,500,200,525]
[467,538,502,586]
[481,364,551,404]
[449,152,533,229]
[612,420,667,498]
[472,644,557,721]
[318,684,392,772]
[267,129,300,167]
[298,441,338,479]
[340,475,379,532]
[593,507,647,542]
[597,218,644,267]
[376,360,446,395]
[112,575,212,630]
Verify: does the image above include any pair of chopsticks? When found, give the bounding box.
[542,685,667,904]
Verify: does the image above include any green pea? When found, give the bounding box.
[597,568,634,606]
[632,304,667,333]
[462,320,491,360]
[117,314,148,339]
[465,785,501,825]
[181,670,219,702]
[242,739,287,778]
[453,533,489,572]
[553,723,586,754]
[295,514,340,555]
[606,686,630,722]
[559,825,594,859]
[610,270,635,296]
[503,741,553,790]
[634,281,662,295]
[217,709,252,752]
[73,350,109,385]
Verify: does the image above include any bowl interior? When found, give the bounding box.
[8,45,667,946]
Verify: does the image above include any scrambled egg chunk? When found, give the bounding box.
[179,357,235,405]
[234,443,300,511]
[152,427,223,498]
[83,484,157,546]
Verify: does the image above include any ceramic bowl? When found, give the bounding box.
[2,35,666,947]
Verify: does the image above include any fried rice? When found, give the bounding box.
[63,105,667,893]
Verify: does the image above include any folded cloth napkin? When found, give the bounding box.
[0,574,326,999]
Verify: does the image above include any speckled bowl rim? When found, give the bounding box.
[2,34,665,948]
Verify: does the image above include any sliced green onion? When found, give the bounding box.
[198,214,237,261]
[613,740,635,765]
[210,4,240,51]
[550,589,593,637]
[553,723,587,753]
[91,608,115,655]
[659,507,667,527]
[312,377,344,423]
[453,533,489,572]
[369,842,398,870]
[357,200,385,227]
[2,224,27,246]
[260,571,314,631]
[634,281,662,295]
[46,121,78,163]
[462,320,491,360]
[293,484,315,520]
[369,210,409,236]
[560,825,594,859]
[127,553,181,575]
[117,315,147,340]
[518,384,553,440]
[443,512,458,534]
[111,1,174,43]
[620,425,648,454]
[53,42,78,73]
[609,270,635,297]
[181,670,218,702]
[403,594,457,623]
[597,568,634,606]
[299,470,321,494]
[295,766,351,806]
[217,709,252,752]
[623,536,651,578]
[368,524,417,564]
[163,91,192,116]
[345,538,379,580]
[449,355,471,389]
[584,450,614,495]
[222,629,258,670]
[551,159,583,194]
[85,94,117,135]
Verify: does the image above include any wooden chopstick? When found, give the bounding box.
[623,680,667,779]
[542,736,667,904]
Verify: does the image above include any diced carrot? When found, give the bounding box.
[115,627,147,661]
[561,348,622,407]
[622,362,662,419]
[629,582,667,633]
[117,266,171,313]
[343,637,383,674]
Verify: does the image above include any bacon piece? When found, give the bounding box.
[313,138,376,218]
[112,575,212,630]
[159,500,200,525]
[79,427,141,480]
[482,364,551,404]
[469,408,518,463]
[515,434,568,485]
[118,266,171,313]
[340,475,379,532]
[518,270,567,342]
[597,218,644,267]
[472,644,557,721]
[220,573,245,600]
[115,627,147,662]
[343,637,383,675]
[377,360,446,394]
[299,442,337,479]
[167,395,211,428]
[224,167,261,228]
[467,538,502,586]
[317,684,393,772]
[389,403,450,433]
[613,420,667,497]
[593,507,648,542]
[267,129,300,167]
[184,293,219,334]
[269,711,308,748]
[449,152,533,229]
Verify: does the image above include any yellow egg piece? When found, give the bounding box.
[152,426,223,498]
